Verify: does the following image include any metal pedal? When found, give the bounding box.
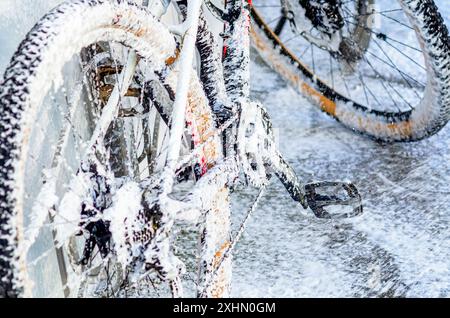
[305,181,363,219]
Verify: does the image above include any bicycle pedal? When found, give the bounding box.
[305,181,363,219]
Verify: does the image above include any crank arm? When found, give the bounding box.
[239,101,362,219]
[270,150,308,209]
[269,151,363,219]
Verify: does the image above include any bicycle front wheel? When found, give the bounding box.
[251,0,450,141]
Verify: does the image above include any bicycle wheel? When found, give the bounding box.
[251,0,450,141]
[0,0,230,298]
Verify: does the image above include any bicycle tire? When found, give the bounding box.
[250,0,450,141]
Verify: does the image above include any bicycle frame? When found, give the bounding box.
[154,0,305,211]
[159,0,250,195]
[158,0,252,297]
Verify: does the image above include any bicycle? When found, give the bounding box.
[250,0,450,141]
[0,0,447,298]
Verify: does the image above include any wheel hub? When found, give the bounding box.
[298,0,344,37]
[282,0,374,65]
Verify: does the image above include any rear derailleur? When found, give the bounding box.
[75,161,113,266]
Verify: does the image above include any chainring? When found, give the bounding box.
[238,102,276,188]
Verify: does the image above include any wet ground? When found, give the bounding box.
[1,0,449,298]
[231,3,450,297]
[231,56,450,297]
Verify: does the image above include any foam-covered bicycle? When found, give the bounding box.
[0,0,447,298]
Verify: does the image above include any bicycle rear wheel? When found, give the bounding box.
[251,0,450,141]
[0,0,230,298]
